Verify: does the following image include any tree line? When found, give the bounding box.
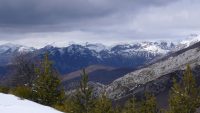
[0,53,200,113]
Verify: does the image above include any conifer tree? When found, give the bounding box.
[114,105,123,113]
[93,93,113,113]
[33,53,64,106]
[140,93,160,113]
[123,97,138,113]
[168,65,199,113]
[54,97,75,113]
[73,69,95,113]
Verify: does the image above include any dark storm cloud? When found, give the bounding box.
[2,0,197,48]
[0,0,176,27]
[0,0,110,26]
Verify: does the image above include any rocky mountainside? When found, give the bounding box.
[105,41,200,101]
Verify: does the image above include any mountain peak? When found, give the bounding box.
[180,34,200,47]
[0,43,35,54]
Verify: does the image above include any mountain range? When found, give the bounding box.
[0,34,200,86]
[0,41,174,74]
[0,35,198,69]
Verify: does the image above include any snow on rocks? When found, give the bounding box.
[106,43,200,99]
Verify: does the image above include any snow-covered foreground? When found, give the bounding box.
[0,93,63,113]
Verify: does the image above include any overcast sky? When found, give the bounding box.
[0,0,200,48]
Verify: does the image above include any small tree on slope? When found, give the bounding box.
[168,65,200,113]
[123,97,138,113]
[72,69,95,113]
[33,53,64,106]
[140,93,160,113]
[93,93,114,113]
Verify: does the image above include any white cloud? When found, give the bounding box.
[129,0,200,38]
[12,31,137,48]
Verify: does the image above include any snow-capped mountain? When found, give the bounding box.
[0,43,35,54]
[81,41,175,55]
[38,41,175,74]
[180,34,200,47]
[0,43,35,66]
[109,41,175,55]
[174,34,200,51]
[0,35,200,74]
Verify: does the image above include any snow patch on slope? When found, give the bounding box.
[85,43,107,52]
[18,46,35,52]
[142,42,171,54]
[0,93,63,113]
[143,45,165,53]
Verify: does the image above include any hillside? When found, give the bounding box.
[0,93,62,113]
[105,41,200,104]
[62,65,115,81]
[62,65,134,90]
